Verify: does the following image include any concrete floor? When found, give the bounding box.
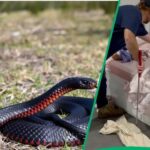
[85,111,150,150]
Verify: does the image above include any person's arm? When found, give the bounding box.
[124,28,139,61]
[139,34,150,43]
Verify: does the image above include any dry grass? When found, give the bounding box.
[0,9,113,150]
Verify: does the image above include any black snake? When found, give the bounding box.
[0,77,96,148]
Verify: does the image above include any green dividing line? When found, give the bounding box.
[82,0,121,150]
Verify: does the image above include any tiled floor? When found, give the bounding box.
[85,111,150,150]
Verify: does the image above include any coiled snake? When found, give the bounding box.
[0,77,96,148]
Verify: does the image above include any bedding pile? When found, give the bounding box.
[128,68,150,117]
[99,115,150,147]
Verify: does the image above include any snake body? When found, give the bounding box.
[0,77,96,147]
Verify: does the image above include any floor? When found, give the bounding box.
[85,110,150,150]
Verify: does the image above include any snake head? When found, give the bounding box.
[71,77,97,89]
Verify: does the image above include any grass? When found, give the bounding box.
[0,1,117,14]
[0,9,113,150]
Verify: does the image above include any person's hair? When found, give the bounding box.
[138,0,150,10]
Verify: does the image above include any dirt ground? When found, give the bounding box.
[0,9,113,150]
